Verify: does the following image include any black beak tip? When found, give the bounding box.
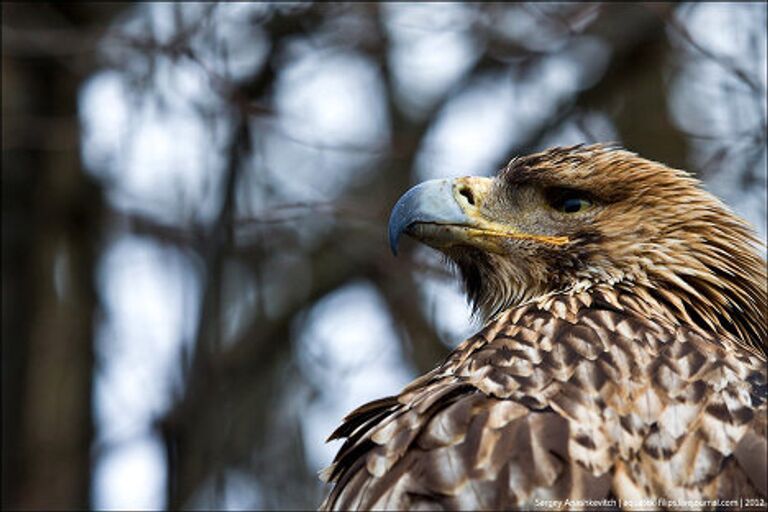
[388,193,416,257]
[388,218,405,256]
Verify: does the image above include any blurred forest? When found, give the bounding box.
[2,2,766,510]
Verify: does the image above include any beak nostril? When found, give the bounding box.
[459,187,475,206]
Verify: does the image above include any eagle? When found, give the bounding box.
[320,144,767,510]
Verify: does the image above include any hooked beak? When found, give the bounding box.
[388,177,495,255]
[387,176,569,255]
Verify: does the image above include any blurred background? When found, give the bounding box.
[2,2,766,510]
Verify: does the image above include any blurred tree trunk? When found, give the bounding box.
[1,3,125,508]
[587,3,689,171]
[508,3,688,172]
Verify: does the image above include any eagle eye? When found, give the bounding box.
[560,197,592,213]
[545,187,593,214]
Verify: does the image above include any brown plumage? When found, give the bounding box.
[320,145,767,510]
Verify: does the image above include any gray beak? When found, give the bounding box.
[387,178,468,255]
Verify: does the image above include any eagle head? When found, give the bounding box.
[389,144,767,355]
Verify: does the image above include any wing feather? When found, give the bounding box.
[320,287,767,510]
